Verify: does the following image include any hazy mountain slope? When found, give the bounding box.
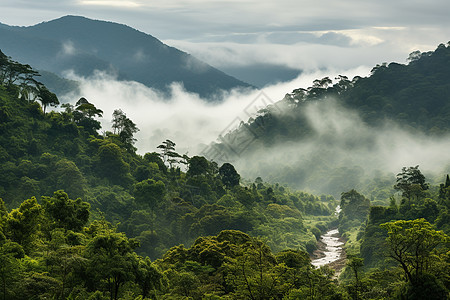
[0,15,251,98]
[37,70,80,96]
[0,54,333,267]
[208,43,450,196]
[218,43,450,148]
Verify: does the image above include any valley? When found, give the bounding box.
[0,17,449,299]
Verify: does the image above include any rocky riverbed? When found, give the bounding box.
[311,228,346,276]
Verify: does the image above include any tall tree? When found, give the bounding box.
[5,197,42,253]
[133,179,166,232]
[0,50,38,87]
[72,97,103,134]
[36,84,59,114]
[347,257,364,300]
[111,109,139,148]
[157,139,180,168]
[134,256,163,298]
[187,156,209,176]
[0,240,24,300]
[84,225,140,300]
[97,142,131,185]
[219,163,240,188]
[394,166,429,199]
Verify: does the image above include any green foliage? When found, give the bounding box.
[0,49,39,89]
[5,197,42,253]
[84,228,139,300]
[36,84,59,114]
[224,240,280,299]
[1,50,449,299]
[157,230,345,299]
[0,240,24,300]
[337,170,450,300]
[133,179,165,210]
[96,142,131,185]
[42,190,90,232]
[360,171,449,271]
[394,165,429,199]
[380,219,449,283]
[53,159,86,198]
[157,139,181,168]
[187,155,209,176]
[135,256,163,299]
[339,189,370,234]
[216,43,450,196]
[219,162,240,188]
[60,97,104,135]
[111,109,139,150]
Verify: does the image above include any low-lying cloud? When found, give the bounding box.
[61,67,367,155]
[233,99,450,197]
[61,68,450,197]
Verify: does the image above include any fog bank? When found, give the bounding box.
[233,99,450,196]
[60,69,450,197]
[61,68,368,155]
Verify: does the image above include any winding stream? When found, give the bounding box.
[311,228,344,267]
[311,205,344,268]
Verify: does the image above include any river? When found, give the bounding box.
[311,228,344,268]
[311,205,345,268]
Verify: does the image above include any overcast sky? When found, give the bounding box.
[1,0,449,74]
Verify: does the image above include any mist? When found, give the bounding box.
[232,99,450,197]
[61,67,368,155]
[60,68,450,198]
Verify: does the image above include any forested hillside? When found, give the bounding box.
[0,49,344,298]
[336,167,450,300]
[268,42,450,138]
[1,44,449,299]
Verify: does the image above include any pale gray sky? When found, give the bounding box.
[1,0,449,71]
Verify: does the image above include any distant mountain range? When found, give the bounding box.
[0,15,251,98]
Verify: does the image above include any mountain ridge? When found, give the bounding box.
[0,15,252,98]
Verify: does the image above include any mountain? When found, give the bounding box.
[0,15,251,98]
[208,43,450,196]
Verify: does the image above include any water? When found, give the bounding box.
[311,205,344,267]
[311,228,344,267]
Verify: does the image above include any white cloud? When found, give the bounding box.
[132,49,147,62]
[182,55,210,74]
[233,99,450,195]
[60,66,368,155]
[55,65,450,197]
[1,0,449,74]
[61,40,77,56]
[2,0,450,196]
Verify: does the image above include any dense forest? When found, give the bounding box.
[212,42,450,197]
[0,44,449,300]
